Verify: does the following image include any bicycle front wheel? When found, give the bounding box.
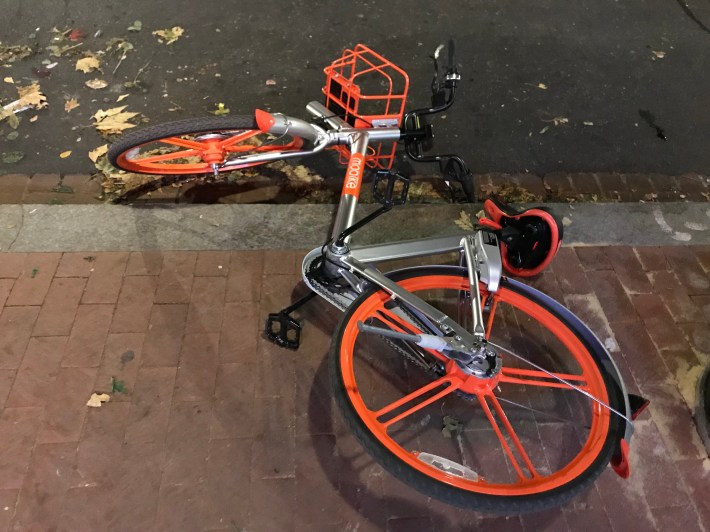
[108,115,306,175]
[330,267,624,514]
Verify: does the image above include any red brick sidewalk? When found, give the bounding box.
[0,247,708,531]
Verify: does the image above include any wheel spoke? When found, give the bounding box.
[500,367,588,391]
[132,149,200,164]
[375,375,461,428]
[218,130,261,149]
[160,136,205,150]
[477,393,538,481]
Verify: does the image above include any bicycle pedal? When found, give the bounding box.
[265,312,302,350]
[372,170,409,206]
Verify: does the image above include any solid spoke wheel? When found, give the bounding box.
[107,115,306,175]
[330,267,624,514]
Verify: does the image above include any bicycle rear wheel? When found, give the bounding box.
[330,267,624,514]
[108,115,306,175]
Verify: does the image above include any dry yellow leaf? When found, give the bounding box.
[85,78,108,90]
[92,105,140,134]
[88,144,108,162]
[75,55,101,73]
[152,26,184,44]
[59,150,72,158]
[116,94,129,102]
[29,115,38,122]
[64,98,80,112]
[86,393,111,408]
[537,83,547,90]
[13,82,47,109]
[3,76,13,84]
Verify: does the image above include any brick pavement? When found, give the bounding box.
[0,247,708,531]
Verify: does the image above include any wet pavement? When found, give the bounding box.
[2,0,710,179]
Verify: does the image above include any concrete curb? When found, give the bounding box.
[0,202,708,252]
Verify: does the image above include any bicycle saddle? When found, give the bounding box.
[479,198,563,277]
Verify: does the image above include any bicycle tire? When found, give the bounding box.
[108,115,306,175]
[330,266,624,514]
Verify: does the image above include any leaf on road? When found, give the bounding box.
[92,105,140,135]
[1,151,24,164]
[86,392,111,408]
[116,94,129,103]
[3,76,13,84]
[75,54,101,73]
[68,28,86,42]
[537,83,547,90]
[64,98,80,112]
[152,26,184,45]
[18,82,48,109]
[46,27,83,57]
[59,150,72,158]
[127,20,143,32]
[88,144,108,162]
[651,50,666,60]
[85,78,108,90]
[0,42,33,63]
[552,116,568,126]
[210,102,230,116]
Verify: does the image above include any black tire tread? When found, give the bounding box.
[108,115,258,171]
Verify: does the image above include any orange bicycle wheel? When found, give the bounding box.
[330,267,623,513]
[108,115,306,175]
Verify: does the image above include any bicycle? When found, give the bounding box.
[108,42,648,514]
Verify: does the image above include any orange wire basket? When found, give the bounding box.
[323,44,410,169]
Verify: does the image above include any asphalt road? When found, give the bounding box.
[2,0,710,177]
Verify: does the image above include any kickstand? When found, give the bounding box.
[264,292,317,350]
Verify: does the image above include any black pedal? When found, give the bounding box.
[372,171,409,206]
[265,312,302,350]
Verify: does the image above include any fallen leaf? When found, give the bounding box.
[46,27,83,57]
[64,98,80,112]
[29,115,38,122]
[441,415,463,438]
[75,54,101,73]
[111,377,127,393]
[651,50,666,60]
[0,43,33,63]
[583,121,594,126]
[210,102,230,116]
[265,79,277,86]
[1,151,24,164]
[539,125,550,134]
[116,94,129,103]
[86,392,111,408]
[454,210,474,232]
[3,76,13,84]
[68,28,86,42]
[6,131,18,140]
[59,150,72,158]
[537,83,547,90]
[552,116,569,126]
[85,78,108,90]
[17,82,48,109]
[92,105,140,135]
[127,20,142,32]
[88,144,108,162]
[152,26,184,45]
